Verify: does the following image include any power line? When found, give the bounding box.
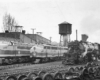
[54,0,66,21]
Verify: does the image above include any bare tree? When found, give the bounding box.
[3,13,18,32]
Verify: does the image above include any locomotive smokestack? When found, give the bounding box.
[81,34,88,42]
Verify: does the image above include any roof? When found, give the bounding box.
[59,21,72,25]
[26,34,50,44]
[0,32,33,40]
[26,34,50,40]
[0,32,51,44]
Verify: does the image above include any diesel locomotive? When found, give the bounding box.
[0,40,68,64]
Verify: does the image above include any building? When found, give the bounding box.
[0,31,51,44]
[0,32,35,43]
[26,34,51,44]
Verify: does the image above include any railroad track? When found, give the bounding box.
[0,61,86,80]
[0,59,60,71]
[0,63,32,70]
[0,59,62,71]
[0,61,100,80]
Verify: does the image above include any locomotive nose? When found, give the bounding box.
[30,46,36,53]
[30,46,37,57]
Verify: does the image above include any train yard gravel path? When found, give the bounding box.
[1,61,100,80]
[0,61,59,79]
[0,61,86,79]
[0,61,63,73]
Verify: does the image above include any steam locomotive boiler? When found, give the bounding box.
[62,40,100,65]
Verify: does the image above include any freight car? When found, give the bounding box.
[62,40,100,65]
[0,41,68,64]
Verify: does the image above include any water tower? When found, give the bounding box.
[59,21,72,46]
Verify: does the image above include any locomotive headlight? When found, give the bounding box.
[93,57,96,60]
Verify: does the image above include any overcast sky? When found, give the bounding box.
[0,0,100,43]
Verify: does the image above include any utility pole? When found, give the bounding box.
[36,32,42,35]
[31,28,36,34]
[50,37,52,44]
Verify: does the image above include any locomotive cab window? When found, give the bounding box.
[44,46,50,49]
[44,46,47,49]
[64,48,68,50]
[51,47,57,50]
[57,47,60,50]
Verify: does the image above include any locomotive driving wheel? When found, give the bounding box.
[83,56,88,64]
[8,59,13,65]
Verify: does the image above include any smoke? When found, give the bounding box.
[80,15,100,34]
[80,14,100,42]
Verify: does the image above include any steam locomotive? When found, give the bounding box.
[0,41,68,64]
[62,40,100,65]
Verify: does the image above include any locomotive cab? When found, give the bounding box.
[30,44,43,57]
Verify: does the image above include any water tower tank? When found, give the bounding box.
[59,21,72,35]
